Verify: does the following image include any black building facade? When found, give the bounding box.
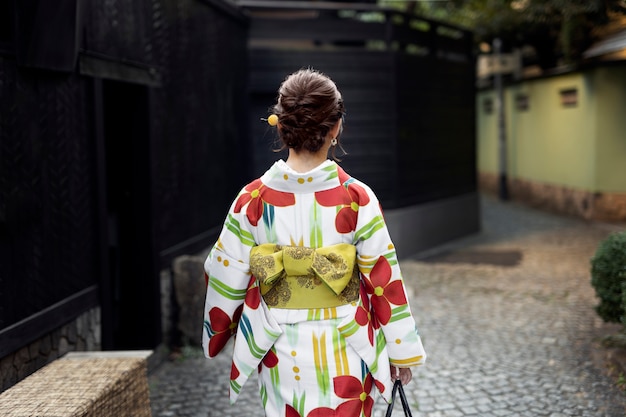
[1,0,477,391]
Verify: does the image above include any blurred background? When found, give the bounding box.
[1,0,625,393]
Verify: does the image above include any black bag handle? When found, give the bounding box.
[385,379,413,417]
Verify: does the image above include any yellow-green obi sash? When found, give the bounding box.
[249,243,360,309]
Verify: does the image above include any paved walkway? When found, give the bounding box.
[149,194,626,417]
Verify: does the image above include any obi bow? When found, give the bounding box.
[249,243,359,309]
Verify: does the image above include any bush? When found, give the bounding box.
[590,231,626,324]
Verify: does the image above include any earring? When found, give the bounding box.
[330,138,338,146]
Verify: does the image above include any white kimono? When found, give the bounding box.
[202,160,426,417]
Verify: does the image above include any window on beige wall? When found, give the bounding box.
[559,88,578,107]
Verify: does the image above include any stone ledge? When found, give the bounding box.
[0,351,152,417]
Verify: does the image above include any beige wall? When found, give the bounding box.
[592,67,626,192]
[477,65,626,221]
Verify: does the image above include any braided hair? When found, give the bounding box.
[272,69,345,156]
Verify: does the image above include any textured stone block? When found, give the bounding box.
[173,255,206,346]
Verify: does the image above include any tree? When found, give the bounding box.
[380,0,626,69]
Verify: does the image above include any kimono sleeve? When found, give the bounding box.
[353,183,426,368]
[202,192,257,358]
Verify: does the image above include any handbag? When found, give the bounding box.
[385,379,414,417]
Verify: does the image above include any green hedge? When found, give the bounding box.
[591,231,626,324]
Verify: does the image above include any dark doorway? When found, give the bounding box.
[100,79,161,350]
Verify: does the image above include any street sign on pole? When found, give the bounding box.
[477,50,522,79]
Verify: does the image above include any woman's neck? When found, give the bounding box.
[285,149,329,173]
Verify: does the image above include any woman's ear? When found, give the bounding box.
[329,119,342,139]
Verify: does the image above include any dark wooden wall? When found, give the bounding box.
[150,1,251,265]
[0,0,248,356]
[244,2,476,209]
[0,0,475,362]
[395,53,477,207]
[0,67,100,356]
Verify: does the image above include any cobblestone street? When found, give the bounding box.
[149,195,626,416]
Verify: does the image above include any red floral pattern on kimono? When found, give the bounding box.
[207,305,243,357]
[314,168,370,233]
[361,256,407,325]
[285,405,335,417]
[230,362,240,380]
[234,178,295,226]
[334,374,375,417]
[355,283,380,346]
[258,348,279,372]
[244,275,261,309]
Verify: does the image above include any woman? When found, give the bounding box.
[202,68,426,417]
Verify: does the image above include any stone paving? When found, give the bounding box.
[149,194,626,417]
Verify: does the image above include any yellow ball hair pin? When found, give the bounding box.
[261,114,279,126]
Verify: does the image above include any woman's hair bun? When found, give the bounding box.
[273,68,344,153]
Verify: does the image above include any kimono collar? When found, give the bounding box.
[260,159,343,193]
